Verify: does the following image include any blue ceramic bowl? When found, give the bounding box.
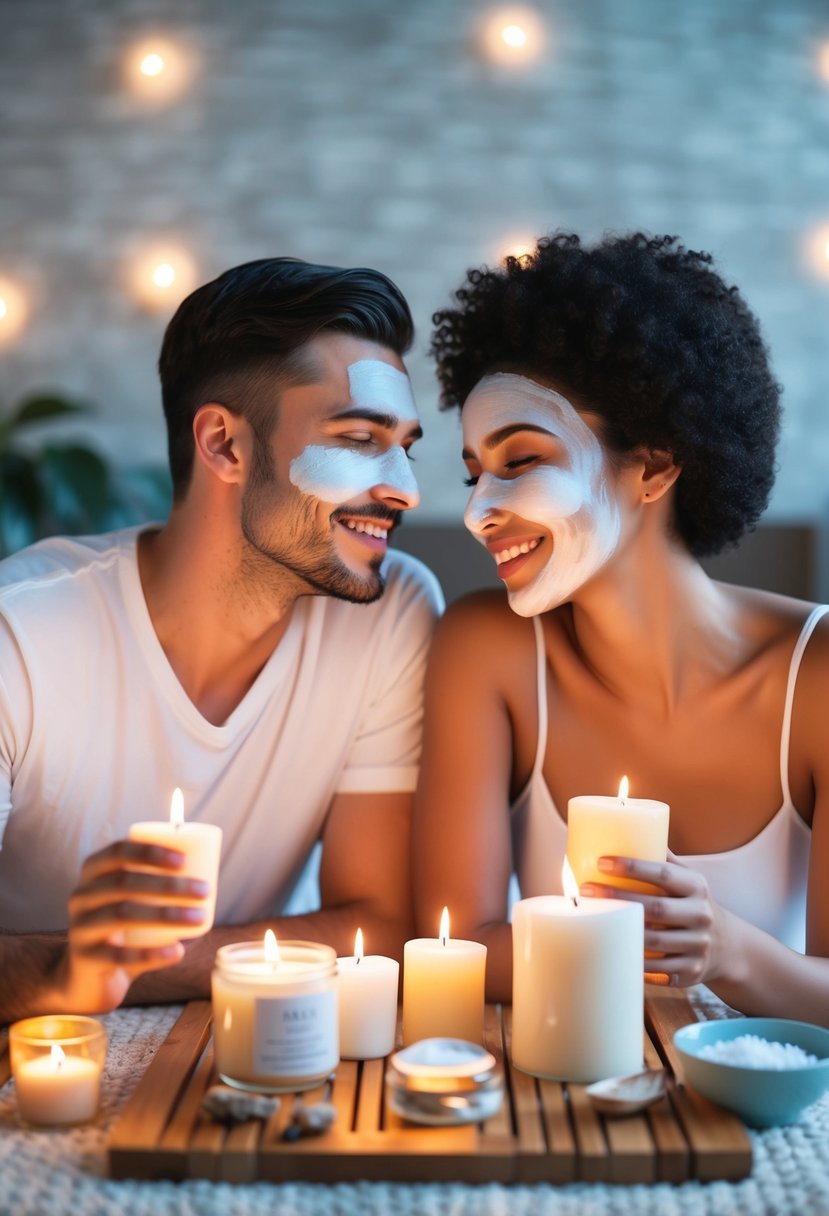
[673,1017,829,1128]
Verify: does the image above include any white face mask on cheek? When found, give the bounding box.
[462,374,622,616]
[287,360,420,503]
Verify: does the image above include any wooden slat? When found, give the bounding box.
[108,997,753,1185]
[645,989,699,1080]
[0,1031,10,1089]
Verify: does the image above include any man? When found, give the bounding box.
[0,257,443,1022]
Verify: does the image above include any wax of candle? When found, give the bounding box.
[15,1047,101,1126]
[567,775,669,893]
[128,787,223,945]
[337,928,399,1059]
[402,908,486,1046]
[211,932,339,1093]
[511,860,644,1083]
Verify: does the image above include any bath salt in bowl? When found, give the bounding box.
[673,1018,829,1128]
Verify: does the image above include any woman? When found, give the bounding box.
[413,232,829,1023]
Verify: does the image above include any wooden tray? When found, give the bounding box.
[107,992,752,1185]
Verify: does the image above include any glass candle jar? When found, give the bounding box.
[212,939,339,1093]
[9,1015,107,1127]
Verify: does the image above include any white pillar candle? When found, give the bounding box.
[337,928,399,1059]
[512,861,644,1083]
[402,908,487,1046]
[128,787,223,945]
[567,776,669,893]
[211,932,339,1093]
[9,1015,107,1127]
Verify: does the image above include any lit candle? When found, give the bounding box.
[567,776,670,893]
[336,928,399,1059]
[402,908,487,1046]
[9,1015,107,1127]
[512,860,644,1083]
[128,787,222,945]
[211,931,339,1093]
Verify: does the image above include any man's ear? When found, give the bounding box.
[192,404,250,486]
[639,449,681,503]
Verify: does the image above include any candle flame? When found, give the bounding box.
[170,787,184,829]
[264,928,280,965]
[50,1044,66,1071]
[562,857,579,905]
[439,906,450,945]
[354,927,364,963]
[618,775,629,803]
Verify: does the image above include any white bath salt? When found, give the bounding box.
[699,1034,821,1069]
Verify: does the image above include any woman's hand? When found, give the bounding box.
[57,840,209,1013]
[580,853,730,988]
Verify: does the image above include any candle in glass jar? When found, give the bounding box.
[567,776,669,893]
[211,932,339,1092]
[512,860,644,1083]
[337,929,399,1059]
[9,1015,107,1127]
[402,908,486,1046]
[128,787,223,945]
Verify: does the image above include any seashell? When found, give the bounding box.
[201,1084,281,1123]
[281,1100,337,1140]
[585,1069,667,1116]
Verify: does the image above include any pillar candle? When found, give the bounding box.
[336,928,399,1059]
[567,776,669,893]
[128,787,222,945]
[402,908,486,1046]
[511,862,644,1083]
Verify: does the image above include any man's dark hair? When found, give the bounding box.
[159,257,414,498]
[431,232,781,557]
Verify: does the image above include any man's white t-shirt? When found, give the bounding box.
[0,527,443,932]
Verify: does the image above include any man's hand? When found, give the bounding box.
[59,840,210,1012]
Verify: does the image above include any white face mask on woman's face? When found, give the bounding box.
[462,373,622,616]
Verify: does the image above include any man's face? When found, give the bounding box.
[241,332,422,604]
[461,373,621,615]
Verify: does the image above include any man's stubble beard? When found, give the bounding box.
[239,458,387,606]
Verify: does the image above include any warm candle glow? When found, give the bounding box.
[618,775,629,802]
[354,927,364,962]
[125,244,198,312]
[0,276,29,344]
[124,38,192,103]
[479,7,546,66]
[804,224,829,280]
[151,262,176,288]
[50,1044,66,1071]
[439,906,450,945]
[140,52,165,77]
[562,857,579,905]
[264,929,280,965]
[169,787,184,829]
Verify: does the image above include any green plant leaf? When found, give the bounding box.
[7,394,92,430]
[0,453,44,557]
[39,444,112,528]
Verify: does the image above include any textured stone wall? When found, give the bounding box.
[2,0,829,523]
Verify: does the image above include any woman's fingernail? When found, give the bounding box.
[597,857,615,873]
[580,884,599,898]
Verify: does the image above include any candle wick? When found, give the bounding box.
[571,896,578,909]
[441,935,447,947]
[356,955,361,965]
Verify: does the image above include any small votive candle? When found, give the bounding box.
[567,776,670,894]
[211,934,339,1093]
[337,929,399,1059]
[402,908,487,1046]
[9,1015,107,1127]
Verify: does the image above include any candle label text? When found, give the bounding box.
[253,991,338,1076]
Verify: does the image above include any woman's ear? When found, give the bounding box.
[192,404,251,486]
[639,449,681,503]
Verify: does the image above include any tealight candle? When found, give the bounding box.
[128,787,223,945]
[337,929,399,1059]
[9,1015,107,1127]
[512,860,644,1083]
[567,776,670,893]
[402,908,487,1046]
[211,932,339,1092]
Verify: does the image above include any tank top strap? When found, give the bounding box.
[779,604,829,804]
[530,615,549,779]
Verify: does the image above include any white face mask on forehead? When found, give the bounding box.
[463,373,621,616]
[288,359,420,503]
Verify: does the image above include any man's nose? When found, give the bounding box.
[369,448,420,511]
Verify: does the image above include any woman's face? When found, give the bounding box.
[461,373,622,616]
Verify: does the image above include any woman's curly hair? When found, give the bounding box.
[430,232,781,557]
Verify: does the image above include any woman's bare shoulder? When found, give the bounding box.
[429,589,538,672]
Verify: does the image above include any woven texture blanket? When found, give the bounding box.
[1,992,827,1216]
